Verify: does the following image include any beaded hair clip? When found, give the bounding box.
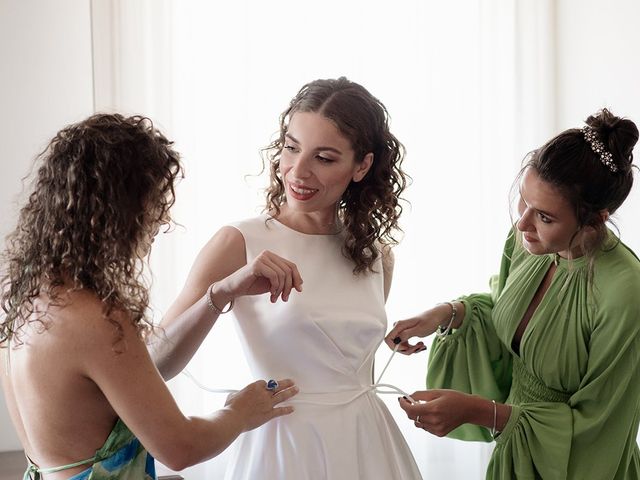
[582,125,618,173]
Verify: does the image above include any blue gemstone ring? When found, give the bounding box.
[266,379,279,391]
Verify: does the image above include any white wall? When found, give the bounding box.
[0,0,94,452]
[556,0,640,249]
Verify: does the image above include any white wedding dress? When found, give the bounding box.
[223,215,422,480]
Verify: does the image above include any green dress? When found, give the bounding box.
[428,230,640,479]
[24,419,156,480]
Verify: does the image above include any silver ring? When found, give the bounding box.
[266,379,278,391]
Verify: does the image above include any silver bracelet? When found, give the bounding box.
[490,399,497,439]
[435,302,457,337]
[205,283,234,315]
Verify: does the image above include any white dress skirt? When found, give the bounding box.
[223,215,422,480]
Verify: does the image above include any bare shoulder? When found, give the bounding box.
[183,225,247,288]
[30,288,105,339]
[43,289,143,355]
[58,288,116,323]
[381,244,395,272]
[163,225,248,322]
[197,225,247,267]
[378,244,395,301]
[8,288,135,356]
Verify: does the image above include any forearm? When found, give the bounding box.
[150,286,233,380]
[186,409,246,467]
[156,409,245,471]
[419,301,466,332]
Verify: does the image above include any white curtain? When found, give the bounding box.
[91,1,555,478]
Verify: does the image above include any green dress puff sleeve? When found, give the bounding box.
[427,231,516,442]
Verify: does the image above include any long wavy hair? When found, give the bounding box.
[263,77,408,274]
[1,113,183,346]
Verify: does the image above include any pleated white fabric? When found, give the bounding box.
[224,215,422,480]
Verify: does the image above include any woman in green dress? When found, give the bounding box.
[386,108,640,479]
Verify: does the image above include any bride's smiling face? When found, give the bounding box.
[279,111,372,216]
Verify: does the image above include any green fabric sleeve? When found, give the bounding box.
[489,402,573,479]
[567,297,640,478]
[427,295,513,441]
[426,231,516,442]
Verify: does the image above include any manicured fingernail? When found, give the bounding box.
[393,337,401,345]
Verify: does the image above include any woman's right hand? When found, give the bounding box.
[384,303,459,355]
[225,379,299,432]
[212,250,303,307]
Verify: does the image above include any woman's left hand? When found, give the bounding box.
[398,389,475,437]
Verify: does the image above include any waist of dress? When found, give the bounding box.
[287,384,404,407]
[509,356,572,404]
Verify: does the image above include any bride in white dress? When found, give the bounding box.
[155,77,422,479]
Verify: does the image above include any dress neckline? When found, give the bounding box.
[266,214,343,238]
[550,252,589,269]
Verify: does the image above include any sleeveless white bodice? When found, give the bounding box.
[224,215,422,479]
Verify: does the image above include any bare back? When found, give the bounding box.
[1,290,126,478]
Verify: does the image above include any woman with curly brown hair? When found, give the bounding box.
[0,113,298,480]
[154,77,422,479]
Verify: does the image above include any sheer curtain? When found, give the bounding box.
[91,1,555,477]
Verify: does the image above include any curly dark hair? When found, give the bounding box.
[0,113,183,345]
[262,77,408,274]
